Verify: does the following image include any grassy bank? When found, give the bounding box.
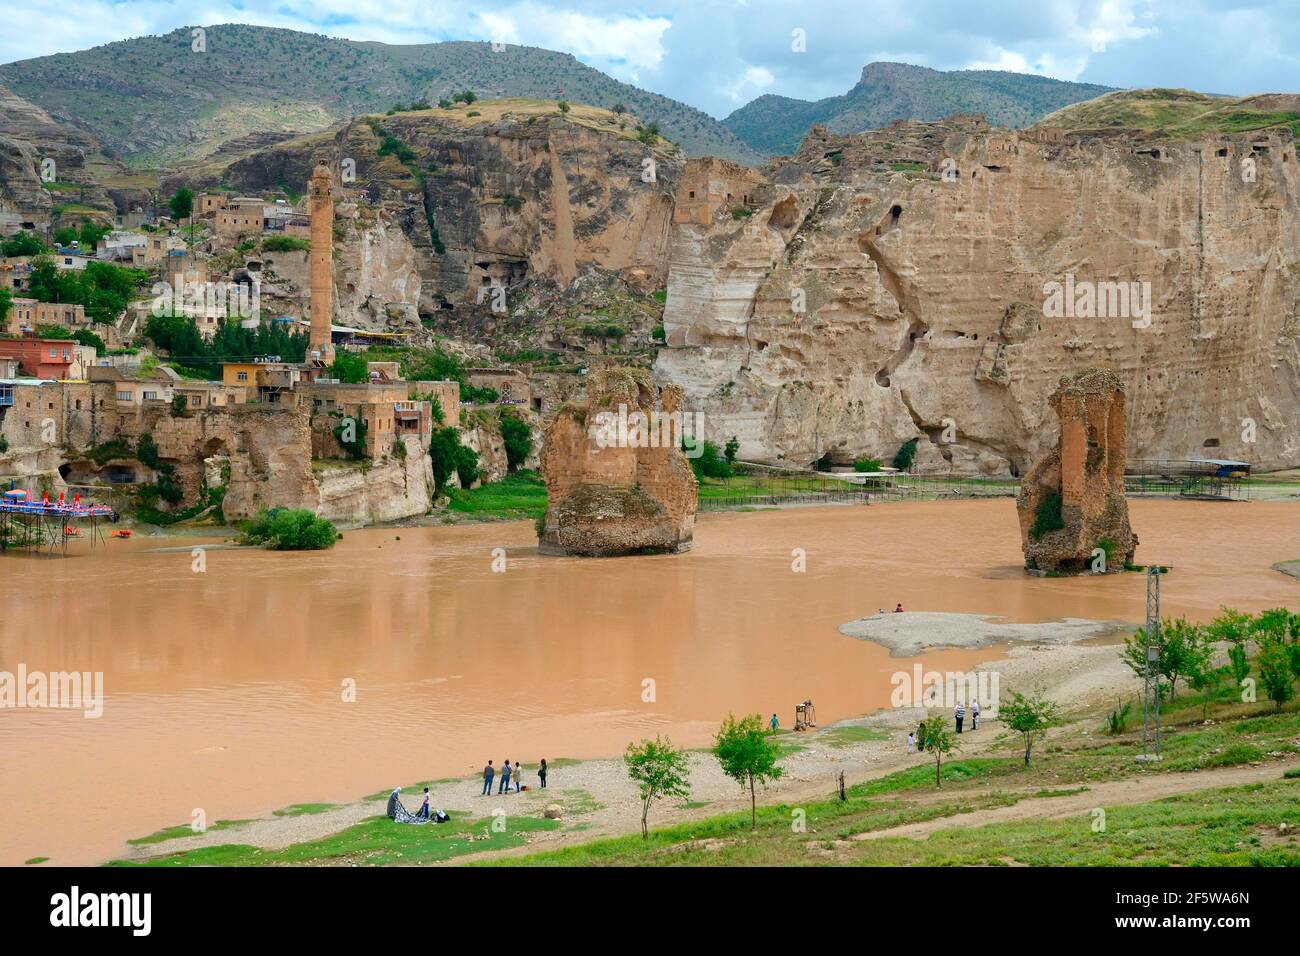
[111,698,1300,867]
[488,778,1299,866]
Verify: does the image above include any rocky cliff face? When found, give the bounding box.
[0,81,129,227]
[654,119,1300,475]
[221,105,679,349]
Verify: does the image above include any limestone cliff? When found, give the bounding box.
[654,119,1300,475]
[218,103,680,351]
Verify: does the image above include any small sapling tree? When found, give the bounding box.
[624,736,691,838]
[712,713,784,829]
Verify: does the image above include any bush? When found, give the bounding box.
[893,438,918,471]
[240,508,339,550]
[853,455,883,472]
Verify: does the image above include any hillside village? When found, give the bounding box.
[0,161,547,527]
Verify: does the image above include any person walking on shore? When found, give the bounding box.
[954,702,965,733]
[769,713,779,732]
[482,760,495,796]
[538,758,548,789]
[498,759,512,794]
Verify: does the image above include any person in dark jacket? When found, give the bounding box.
[538,758,548,789]
[498,760,512,794]
[482,760,495,796]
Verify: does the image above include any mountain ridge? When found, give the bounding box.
[724,61,1117,155]
[0,24,763,167]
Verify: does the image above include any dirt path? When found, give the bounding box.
[851,757,1300,842]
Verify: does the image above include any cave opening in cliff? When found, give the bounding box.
[890,204,903,225]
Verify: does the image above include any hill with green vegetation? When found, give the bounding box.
[0,24,761,168]
[724,61,1115,156]
[1035,88,1300,137]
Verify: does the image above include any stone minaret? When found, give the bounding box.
[308,161,335,364]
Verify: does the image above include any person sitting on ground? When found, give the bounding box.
[895,603,904,613]
[386,788,428,825]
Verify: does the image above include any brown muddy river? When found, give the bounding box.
[1,498,1296,865]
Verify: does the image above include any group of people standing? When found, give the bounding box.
[906,700,982,752]
[481,758,548,795]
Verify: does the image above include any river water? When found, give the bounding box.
[1,498,1296,865]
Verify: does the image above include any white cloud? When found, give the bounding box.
[723,66,775,102]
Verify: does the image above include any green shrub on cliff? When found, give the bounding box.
[240,508,339,550]
[1029,490,1065,540]
[892,438,918,472]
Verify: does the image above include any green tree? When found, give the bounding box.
[557,99,570,113]
[712,713,784,829]
[0,288,12,328]
[429,427,457,490]
[1227,641,1251,688]
[686,439,731,480]
[624,736,691,838]
[168,188,194,223]
[1188,662,1227,721]
[72,328,106,353]
[240,508,339,550]
[1122,617,1209,699]
[454,442,479,489]
[999,689,1061,766]
[892,438,918,471]
[1257,640,1295,712]
[918,714,955,786]
[499,411,532,472]
[329,350,369,384]
[723,436,739,465]
[332,415,369,460]
[136,433,160,469]
[0,231,47,257]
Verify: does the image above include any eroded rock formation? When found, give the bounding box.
[654,118,1300,475]
[538,367,697,556]
[1016,368,1137,574]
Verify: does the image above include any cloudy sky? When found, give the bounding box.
[0,0,1295,117]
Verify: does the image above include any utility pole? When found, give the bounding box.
[1141,565,1162,759]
